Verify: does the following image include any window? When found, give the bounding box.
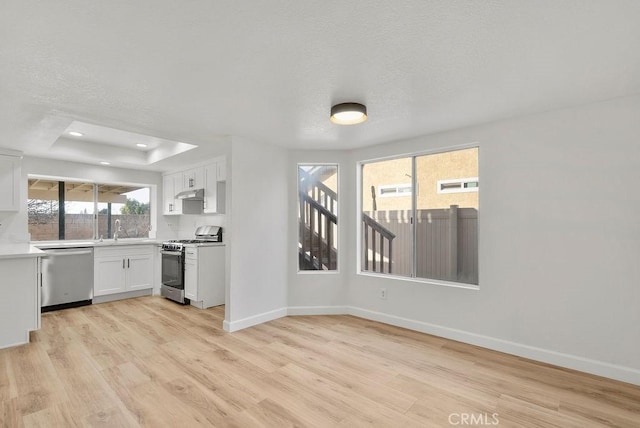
[298,164,338,271]
[360,147,478,285]
[378,183,413,197]
[28,177,151,241]
[437,177,479,194]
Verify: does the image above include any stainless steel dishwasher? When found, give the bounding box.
[41,247,94,312]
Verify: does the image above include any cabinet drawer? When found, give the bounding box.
[184,249,198,261]
[95,245,155,259]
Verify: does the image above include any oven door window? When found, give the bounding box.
[162,252,184,289]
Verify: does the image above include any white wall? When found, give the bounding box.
[177,213,225,239]
[1,156,171,242]
[344,94,640,384]
[287,150,349,311]
[224,136,288,330]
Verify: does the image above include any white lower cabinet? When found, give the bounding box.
[127,253,154,291]
[183,245,225,309]
[94,245,154,297]
[184,257,197,301]
[0,256,41,348]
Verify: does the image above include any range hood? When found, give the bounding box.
[176,188,204,200]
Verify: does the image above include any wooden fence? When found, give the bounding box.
[363,206,478,284]
[29,214,150,241]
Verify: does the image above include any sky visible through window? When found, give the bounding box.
[65,188,149,214]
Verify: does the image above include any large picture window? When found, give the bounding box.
[360,147,478,285]
[298,164,338,271]
[28,177,151,241]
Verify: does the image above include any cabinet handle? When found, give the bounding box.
[122,259,125,269]
[128,258,130,268]
[189,178,194,188]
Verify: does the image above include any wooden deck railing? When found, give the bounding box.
[299,169,337,213]
[299,192,337,270]
[362,213,396,273]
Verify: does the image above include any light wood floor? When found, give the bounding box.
[1,297,639,427]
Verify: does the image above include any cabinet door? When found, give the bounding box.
[217,159,226,181]
[184,258,198,300]
[171,173,183,214]
[203,162,218,213]
[183,167,204,190]
[0,155,20,211]
[94,256,127,296]
[163,172,182,215]
[162,174,175,215]
[126,253,154,291]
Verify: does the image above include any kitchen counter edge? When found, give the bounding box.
[32,239,162,250]
[0,244,46,260]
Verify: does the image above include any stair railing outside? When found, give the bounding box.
[362,213,396,274]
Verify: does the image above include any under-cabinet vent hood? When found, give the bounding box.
[176,188,204,200]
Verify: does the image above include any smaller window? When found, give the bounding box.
[437,177,479,194]
[298,164,338,271]
[378,183,412,197]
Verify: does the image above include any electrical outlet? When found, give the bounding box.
[380,288,387,300]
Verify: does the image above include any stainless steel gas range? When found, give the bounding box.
[160,225,222,304]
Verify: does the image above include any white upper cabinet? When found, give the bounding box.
[182,167,204,191]
[162,172,182,215]
[217,159,226,181]
[204,158,226,214]
[162,156,226,216]
[0,153,21,212]
[203,162,219,214]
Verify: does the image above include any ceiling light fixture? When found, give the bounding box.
[100,161,111,165]
[136,143,148,148]
[68,131,84,137]
[330,102,367,125]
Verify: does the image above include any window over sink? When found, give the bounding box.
[28,176,152,241]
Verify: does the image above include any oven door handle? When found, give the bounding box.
[161,250,183,256]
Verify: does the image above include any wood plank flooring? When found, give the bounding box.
[1,296,639,427]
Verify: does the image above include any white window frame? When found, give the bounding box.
[437,177,479,194]
[356,144,480,290]
[27,174,157,241]
[297,163,340,274]
[378,183,413,198]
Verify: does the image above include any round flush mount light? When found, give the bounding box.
[330,102,367,125]
[136,143,148,148]
[68,131,84,137]
[100,161,111,165]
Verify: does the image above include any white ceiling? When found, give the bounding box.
[1,1,640,171]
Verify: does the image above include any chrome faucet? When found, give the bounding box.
[114,219,121,241]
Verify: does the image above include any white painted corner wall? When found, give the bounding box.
[278,94,640,386]
[287,150,348,308]
[224,136,288,330]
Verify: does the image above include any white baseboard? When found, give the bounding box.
[220,303,640,385]
[347,306,640,386]
[287,306,349,316]
[93,288,153,304]
[223,307,287,332]
[0,331,29,350]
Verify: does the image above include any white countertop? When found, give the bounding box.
[182,242,225,247]
[32,239,161,249]
[0,244,46,260]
